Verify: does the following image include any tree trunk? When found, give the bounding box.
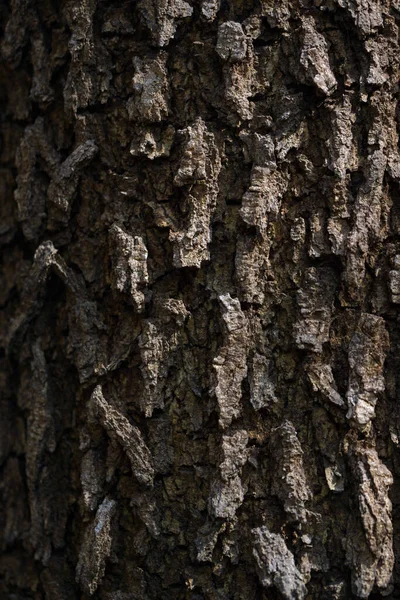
[1,0,400,598]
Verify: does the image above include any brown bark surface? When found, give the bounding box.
[1,0,400,598]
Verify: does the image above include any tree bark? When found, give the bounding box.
[1,0,400,598]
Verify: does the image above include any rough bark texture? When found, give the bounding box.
[1,1,400,599]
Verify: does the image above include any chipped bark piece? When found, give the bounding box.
[260,0,291,29]
[208,430,248,519]
[309,209,330,258]
[291,217,306,243]
[388,255,400,303]
[270,421,312,524]
[349,148,387,245]
[173,118,210,186]
[346,442,393,598]
[299,16,337,96]
[240,166,287,233]
[346,313,388,428]
[201,0,220,21]
[290,217,306,264]
[366,36,390,86]
[353,447,393,558]
[109,224,149,312]
[127,53,169,123]
[76,497,117,595]
[218,430,249,481]
[223,54,255,122]
[324,461,345,492]
[130,125,175,159]
[170,184,212,263]
[239,131,275,167]
[307,361,344,407]
[170,119,221,268]
[64,0,97,111]
[212,295,248,429]
[64,0,112,113]
[139,320,169,416]
[326,94,356,178]
[294,267,336,353]
[216,22,247,62]
[90,386,154,487]
[344,142,388,301]
[249,353,278,410]
[208,476,244,521]
[216,35,256,121]
[235,235,271,304]
[47,140,98,227]
[389,270,400,303]
[138,0,193,47]
[139,317,180,417]
[217,294,247,334]
[336,0,384,36]
[327,217,350,256]
[153,296,189,323]
[238,132,285,225]
[252,526,307,599]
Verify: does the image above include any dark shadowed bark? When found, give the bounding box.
[1,0,400,598]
